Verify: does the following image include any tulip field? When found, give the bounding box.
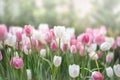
[0,24,120,80]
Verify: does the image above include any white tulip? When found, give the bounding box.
[106,67,113,78]
[54,26,65,38]
[87,43,97,52]
[40,49,46,57]
[23,46,31,55]
[66,28,75,35]
[100,42,111,51]
[105,37,114,46]
[69,64,80,78]
[89,51,98,60]
[113,64,120,77]
[53,55,62,67]
[5,33,16,48]
[61,33,70,44]
[38,24,49,33]
[26,69,32,80]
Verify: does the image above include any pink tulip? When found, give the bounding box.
[77,33,92,45]
[92,71,104,80]
[44,30,54,42]
[10,56,23,69]
[0,51,2,61]
[70,45,77,54]
[70,38,77,46]
[116,36,120,47]
[100,26,107,35]
[16,31,22,41]
[94,35,105,45]
[0,24,7,40]
[50,40,58,50]
[61,43,68,52]
[106,53,113,63]
[79,46,85,56]
[112,40,117,49]
[24,25,33,36]
[97,50,102,58]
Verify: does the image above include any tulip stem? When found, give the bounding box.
[95,60,100,71]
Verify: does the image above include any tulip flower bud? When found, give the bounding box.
[40,49,46,57]
[113,64,120,77]
[69,64,80,78]
[26,69,32,80]
[53,55,62,67]
[0,24,7,41]
[106,67,113,78]
[91,71,104,80]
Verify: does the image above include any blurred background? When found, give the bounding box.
[0,0,120,36]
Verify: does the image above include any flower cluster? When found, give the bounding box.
[0,24,120,80]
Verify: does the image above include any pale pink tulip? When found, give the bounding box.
[94,35,105,45]
[70,45,77,54]
[0,24,7,40]
[16,31,22,41]
[10,56,23,69]
[92,71,104,80]
[24,25,33,36]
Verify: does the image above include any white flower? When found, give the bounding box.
[89,51,98,60]
[5,33,16,48]
[113,64,120,77]
[87,43,97,52]
[61,33,70,44]
[105,37,114,46]
[69,64,80,78]
[53,55,62,67]
[100,42,111,51]
[40,49,46,57]
[54,26,65,38]
[23,46,31,55]
[38,24,49,33]
[66,28,75,35]
[106,67,113,78]
[26,69,32,80]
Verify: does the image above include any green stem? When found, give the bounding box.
[95,60,100,71]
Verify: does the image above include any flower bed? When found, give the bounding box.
[0,24,120,80]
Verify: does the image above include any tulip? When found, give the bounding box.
[5,33,16,47]
[100,42,111,51]
[40,49,46,57]
[0,24,7,41]
[53,55,62,67]
[50,40,58,51]
[100,26,107,35]
[97,50,102,58]
[94,35,105,45]
[60,43,68,52]
[87,43,97,53]
[10,56,23,69]
[106,67,113,78]
[0,51,2,61]
[69,64,80,78]
[54,26,65,38]
[106,52,114,63]
[113,64,120,77]
[16,31,22,42]
[89,51,98,60]
[24,25,33,37]
[91,71,104,80]
[26,69,32,80]
[70,45,77,54]
[116,37,120,47]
